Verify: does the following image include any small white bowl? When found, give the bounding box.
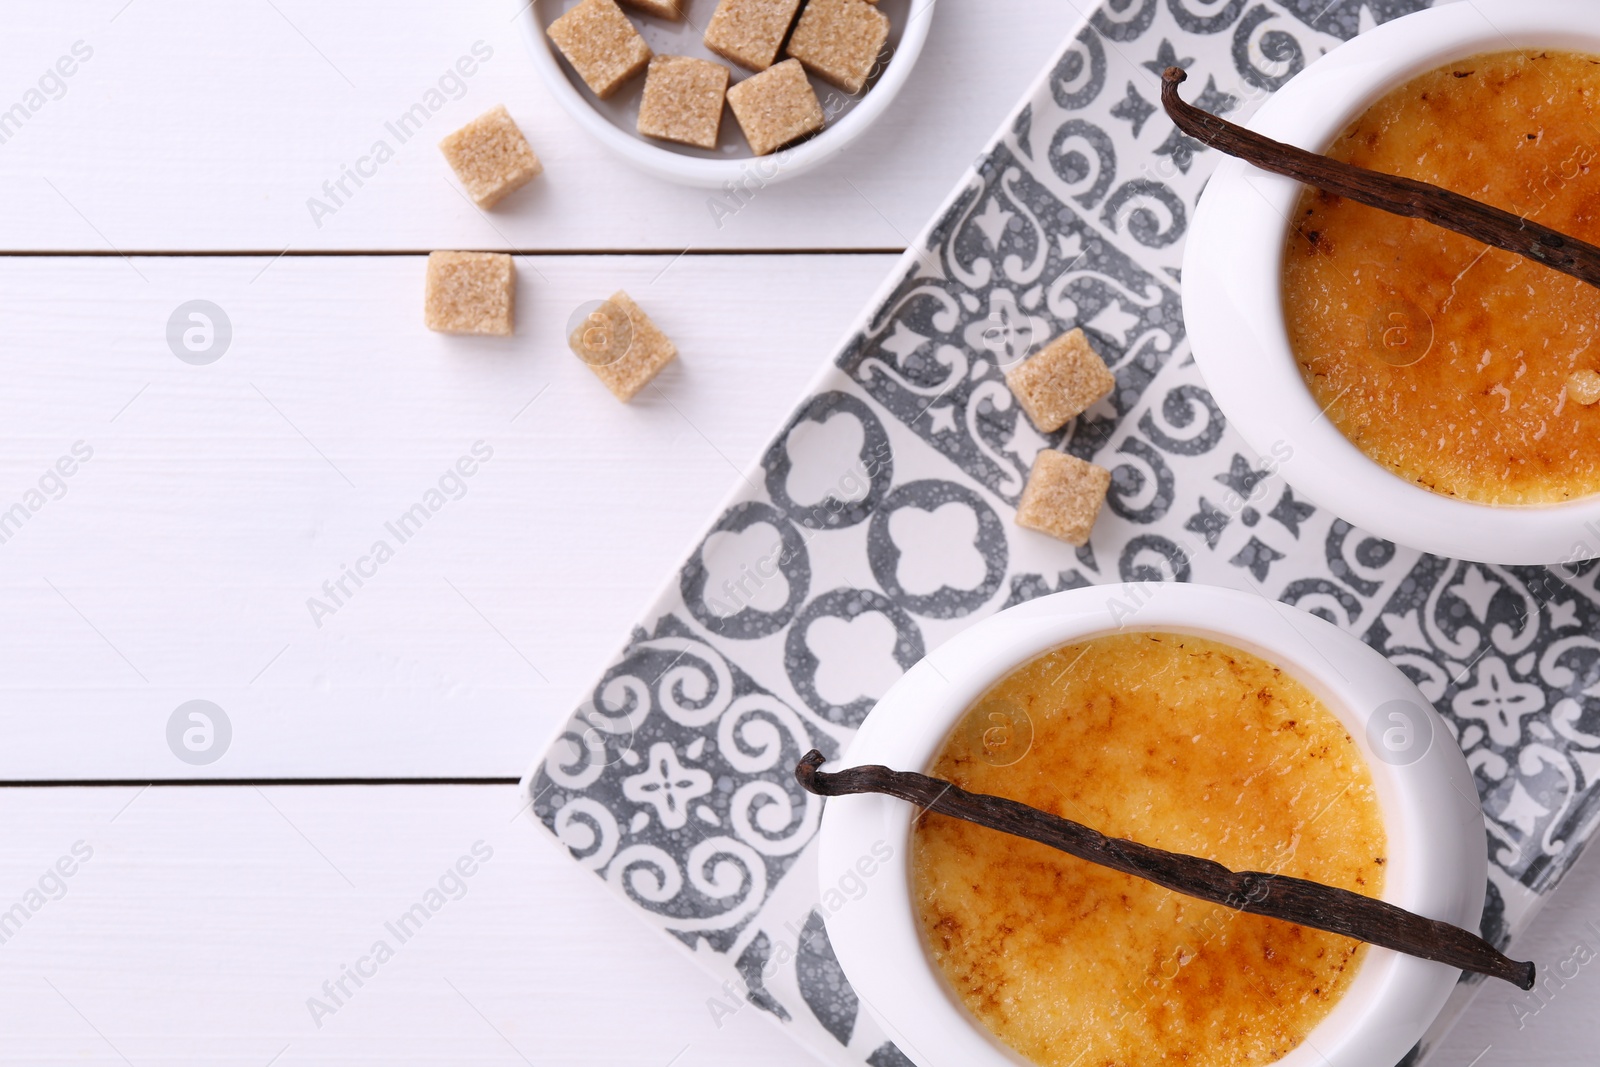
[818,584,1485,1067]
[518,0,936,187]
[1184,0,1600,565]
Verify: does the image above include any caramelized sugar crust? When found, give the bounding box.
[911,633,1386,1067]
[1284,50,1600,505]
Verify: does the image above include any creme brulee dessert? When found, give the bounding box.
[1284,49,1600,505]
[911,633,1386,1067]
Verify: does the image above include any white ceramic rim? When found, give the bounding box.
[516,0,938,188]
[1184,0,1600,565]
[818,584,1486,1067]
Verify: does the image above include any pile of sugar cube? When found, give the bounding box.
[423,0,1121,547]
[1004,329,1118,547]
[549,0,890,155]
[424,0,892,405]
[425,96,678,405]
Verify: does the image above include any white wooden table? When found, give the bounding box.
[0,1,1587,1064]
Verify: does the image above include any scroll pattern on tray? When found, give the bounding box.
[525,3,1592,1065]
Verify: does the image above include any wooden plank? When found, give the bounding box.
[0,780,1595,1065]
[0,0,1069,252]
[6,777,1593,1067]
[1429,842,1600,1065]
[0,783,820,1065]
[0,252,898,779]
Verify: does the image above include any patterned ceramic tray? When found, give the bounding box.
[523,2,1600,1064]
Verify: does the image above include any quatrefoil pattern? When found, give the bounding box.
[527,5,1600,1066]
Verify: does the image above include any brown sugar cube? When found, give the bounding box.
[619,0,684,18]
[569,290,678,402]
[725,59,826,156]
[547,0,653,99]
[637,56,731,149]
[1015,451,1111,547]
[438,105,543,209]
[786,0,890,95]
[1571,370,1600,405]
[425,252,515,337]
[704,0,803,71]
[1004,328,1116,433]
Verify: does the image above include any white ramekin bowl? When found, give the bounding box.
[518,0,936,187]
[1184,0,1600,565]
[818,584,1485,1067]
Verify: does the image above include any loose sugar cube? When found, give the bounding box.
[569,291,678,402]
[1004,327,1116,433]
[704,0,803,71]
[786,0,889,94]
[1015,451,1111,547]
[725,58,826,156]
[547,0,653,99]
[425,252,515,337]
[619,0,684,18]
[638,56,731,149]
[1571,370,1600,406]
[438,105,543,209]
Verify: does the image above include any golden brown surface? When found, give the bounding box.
[568,290,678,402]
[438,105,542,209]
[725,59,825,156]
[1284,49,1600,504]
[637,56,731,150]
[704,0,803,72]
[547,0,652,99]
[785,0,890,95]
[912,633,1386,1067]
[1005,327,1117,433]
[424,252,514,337]
[1014,450,1110,546]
